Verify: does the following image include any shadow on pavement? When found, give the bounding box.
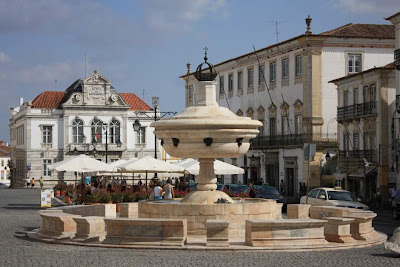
[371,253,400,258]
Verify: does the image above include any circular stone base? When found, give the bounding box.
[181,191,234,204]
[138,198,277,238]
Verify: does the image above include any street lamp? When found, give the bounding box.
[133,119,141,132]
[325,152,331,161]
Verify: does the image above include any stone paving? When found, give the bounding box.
[1,189,400,267]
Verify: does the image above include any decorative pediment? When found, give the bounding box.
[293,99,303,113]
[246,107,254,118]
[268,104,277,117]
[236,109,243,116]
[83,70,111,84]
[280,102,289,110]
[257,105,265,119]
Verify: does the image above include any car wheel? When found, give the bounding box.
[393,208,399,220]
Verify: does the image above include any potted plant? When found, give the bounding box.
[87,191,101,204]
[99,192,112,204]
[64,184,74,204]
[112,192,124,212]
[54,183,65,197]
[123,192,135,203]
[59,183,67,196]
[54,185,61,197]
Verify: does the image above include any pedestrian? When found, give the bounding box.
[26,177,30,188]
[39,177,44,189]
[249,179,256,198]
[138,179,143,186]
[153,181,164,200]
[163,179,175,199]
[280,179,285,194]
[30,178,35,188]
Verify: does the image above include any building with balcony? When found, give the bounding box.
[182,16,395,201]
[330,62,396,203]
[9,70,158,188]
[0,141,11,186]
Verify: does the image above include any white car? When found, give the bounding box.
[300,187,369,210]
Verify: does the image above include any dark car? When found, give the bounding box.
[222,184,249,194]
[392,193,400,219]
[254,185,287,210]
[216,183,224,190]
[188,182,197,191]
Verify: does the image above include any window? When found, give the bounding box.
[237,71,243,90]
[308,189,319,198]
[1,160,3,167]
[42,126,53,144]
[269,62,276,82]
[247,68,254,87]
[282,116,289,135]
[72,118,84,143]
[348,53,361,73]
[353,88,358,105]
[43,159,52,177]
[137,127,146,144]
[219,75,224,94]
[91,118,103,143]
[109,119,121,143]
[228,74,233,92]
[363,86,370,103]
[370,84,376,108]
[295,115,302,135]
[282,58,289,79]
[343,91,349,106]
[353,133,359,150]
[344,134,350,151]
[259,120,265,136]
[258,65,265,85]
[270,118,276,137]
[295,55,302,76]
[188,84,193,102]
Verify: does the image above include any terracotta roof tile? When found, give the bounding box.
[320,23,394,39]
[31,91,65,109]
[30,91,151,111]
[119,93,152,111]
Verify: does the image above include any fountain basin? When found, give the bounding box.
[138,198,278,238]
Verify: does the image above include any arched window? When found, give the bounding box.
[72,118,84,143]
[91,118,103,143]
[109,119,120,144]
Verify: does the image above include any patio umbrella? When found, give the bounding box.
[48,154,116,173]
[118,156,185,187]
[174,158,244,176]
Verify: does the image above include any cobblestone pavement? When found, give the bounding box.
[1,189,399,267]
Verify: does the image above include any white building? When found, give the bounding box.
[9,71,160,188]
[0,141,11,186]
[182,16,395,201]
[330,62,396,204]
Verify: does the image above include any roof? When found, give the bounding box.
[320,23,394,39]
[31,91,152,111]
[180,24,394,79]
[385,12,400,21]
[329,62,395,83]
[0,145,11,158]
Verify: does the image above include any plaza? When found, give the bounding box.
[0,189,399,267]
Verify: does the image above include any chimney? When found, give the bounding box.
[19,97,23,106]
[10,108,14,119]
[305,15,312,35]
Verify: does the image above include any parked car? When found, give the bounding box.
[254,185,287,209]
[222,184,249,194]
[188,182,197,191]
[216,183,224,190]
[0,182,9,189]
[300,187,369,210]
[392,193,400,219]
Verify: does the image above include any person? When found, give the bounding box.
[26,177,30,188]
[153,181,164,200]
[39,177,44,189]
[391,186,399,201]
[280,179,285,194]
[249,179,256,198]
[163,179,175,199]
[85,176,91,185]
[30,178,35,188]
[138,179,143,186]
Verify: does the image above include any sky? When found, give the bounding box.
[1,0,400,142]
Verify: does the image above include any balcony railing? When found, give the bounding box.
[67,143,124,152]
[251,133,337,149]
[337,101,377,122]
[338,149,378,164]
[396,95,400,114]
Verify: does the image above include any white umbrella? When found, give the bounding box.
[48,154,116,173]
[174,158,244,176]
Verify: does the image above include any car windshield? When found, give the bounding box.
[230,185,248,193]
[327,191,357,201]
[257,187,280,195]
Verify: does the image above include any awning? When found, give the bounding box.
[348,166,377,179]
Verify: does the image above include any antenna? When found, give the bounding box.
[269,20,284,43]
[55,79,57,90]
[85,54,87,78]
[142,89,145,101]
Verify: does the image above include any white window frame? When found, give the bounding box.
[295,55,302,76]
[258,65,265,85]
[42,125,53,144]
[91,118,103,143]
[109,119,121,144]
[282,58,289,79]
[270,62,276,82]
[228,73,234,92]
[247,68,254,87]
[348,53,362,74]
[136,127,146,144]
[43,159,52,177]
[237,71,243,90]
[72,118,84,143]
[219,75,224,94]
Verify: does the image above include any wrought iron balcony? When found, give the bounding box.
[338,149,378,164]
[251,133,337,149]
[67,143,125,152]
[337,101,377,122]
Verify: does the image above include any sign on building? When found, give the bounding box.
[303,143,316,160]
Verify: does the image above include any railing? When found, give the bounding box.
[338,149,378,164]
[337,101,377,122]
[251,133,337,149]
[67,143,124,152]
[396,95,400,114]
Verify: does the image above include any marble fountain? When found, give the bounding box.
[28,52,387,250]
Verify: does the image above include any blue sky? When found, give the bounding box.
[0,0,400,142]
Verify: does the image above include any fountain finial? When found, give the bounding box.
[194,48,218,82]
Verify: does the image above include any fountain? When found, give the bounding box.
[139,51,278,237]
